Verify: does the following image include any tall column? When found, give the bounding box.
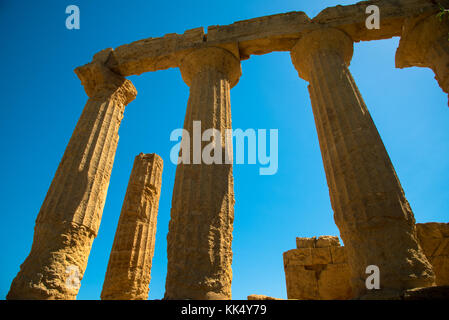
[7,49,137,300]
[164,47,241,300]
[396,14,449,107]
[101,153,163,300]
[290,28,435,299]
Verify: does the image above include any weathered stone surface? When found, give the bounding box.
[164,47,241,300]
[290,27,435,299]
[247,294,282,300]
[316,236,340,248]
[7,52,137,300]
[296,237,316,248]
[312,247,332,265]
[330,246,347,264]
[284,248,313,266]
[101,153,163,300]
[283,236,352,300]
[318,264,352,300]
[284,263,320,300]
[89,0,444,77]
[313,0,442,42]
[396,14,449,106]
[296,235,340,248]
[416,223,449,286]
[206,12,312,59]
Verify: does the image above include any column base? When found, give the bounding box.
[7,222,95,300]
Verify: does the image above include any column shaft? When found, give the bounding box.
[291,29,435,298]
[164,47,241,300]
[101,153,163,300]
[7,55,137,300]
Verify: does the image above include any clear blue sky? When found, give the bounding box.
[0,0,447,300]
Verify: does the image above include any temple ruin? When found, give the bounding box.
[7,0,449,300]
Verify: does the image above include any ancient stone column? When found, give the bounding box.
[396,14,449,107]
[7,49,137,300]
[101,153,163,300]
[290,28,435,299]
[164,47,241,300]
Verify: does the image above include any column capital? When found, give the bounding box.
[290,28,353,81]
[179,47,241,88]
[75,61,137,105]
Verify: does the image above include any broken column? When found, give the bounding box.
[7,49,137,300]
[290,28,435,298]
[101,153,163,300]
[164,47,241,300]
[396,14,449,107]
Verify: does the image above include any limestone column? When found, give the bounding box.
[396,14,449,107]
[290,28,435,298]
[101,153,163,300]
[7,49,137,300]
[164,47,241,300]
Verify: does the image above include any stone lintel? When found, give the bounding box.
[75,0,441,78]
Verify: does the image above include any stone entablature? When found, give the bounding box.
[102,0,443,77]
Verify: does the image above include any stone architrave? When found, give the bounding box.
[101,153,163,300]
[290,28,435,299]
[7,50,137,300]
[164,47,241,300]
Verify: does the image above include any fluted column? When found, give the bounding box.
[396,14,449,107]
[7,49,137,300]
[101,153,163,300]
[290,28,435,299]
[164,47,241,300]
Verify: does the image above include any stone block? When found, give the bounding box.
[330,246,347,264]
[316,235,340,248]
[284,265,319,300]
[296,237,316,249]
[312,247,332,265]
[318,263,352,300]
[283,248,313,266]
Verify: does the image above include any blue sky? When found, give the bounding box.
[0,0,447,300]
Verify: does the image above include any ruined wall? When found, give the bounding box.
[284,223,449,300]
[283,236,352,300]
